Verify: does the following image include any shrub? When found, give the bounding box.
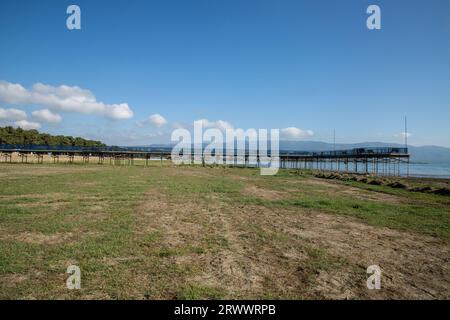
[432,188,450,196]
[410,186,432,193]
[368,179,383,185]
[387,181,408,189]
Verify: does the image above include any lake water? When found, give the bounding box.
[407,163,450,179]
[281,160,450,179]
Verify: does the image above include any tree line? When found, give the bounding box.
[0,126,106,147]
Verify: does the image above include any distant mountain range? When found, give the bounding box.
[135,141,450,164]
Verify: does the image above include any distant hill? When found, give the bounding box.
[0,126,105,147]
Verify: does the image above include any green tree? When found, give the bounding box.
[0,127,106,147]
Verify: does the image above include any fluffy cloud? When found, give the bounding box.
[149,113,167,127]
[280,127,314,139]
[195,119,234,131]
[32,109,62,123]
[13,120,41,130]
[0,107,27,121]
[398,132,412,138]
[137,113,168,128]
[0,81,133,120]
[0,107,42,129]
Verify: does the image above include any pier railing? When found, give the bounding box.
[0,144,408,157]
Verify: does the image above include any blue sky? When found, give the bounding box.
[0,0,449,146]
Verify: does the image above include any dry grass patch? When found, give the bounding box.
[280,212,450,299]
[242,185,289,200]
[11,232,74,245]
[302,178,405,204]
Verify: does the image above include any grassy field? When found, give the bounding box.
[0,163,449,299]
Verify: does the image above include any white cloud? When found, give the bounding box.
[137,113,168,128]
[0,107,27,121]
[0,107,41,129]
[13,120,41,130]
[149,113,167,127]
[280,127,314,139]
[398,132,412,138]
[32,109,62,123]
[0,82,28,104]
[0,80,133,120]
[195,119,234,131]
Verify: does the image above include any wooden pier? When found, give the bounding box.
[0,145,410,176]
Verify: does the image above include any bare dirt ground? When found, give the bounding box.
[133,176,450,299]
